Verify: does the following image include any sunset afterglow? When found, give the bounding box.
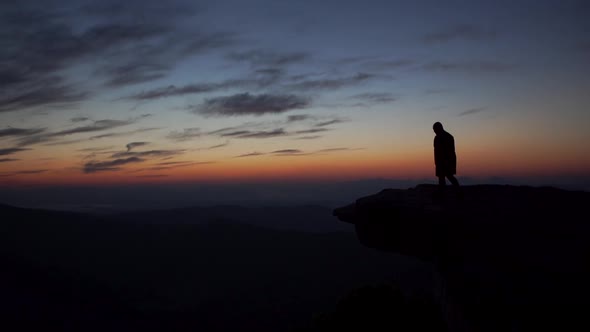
[1,0,588,188]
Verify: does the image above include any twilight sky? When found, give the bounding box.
[1,0,589,186]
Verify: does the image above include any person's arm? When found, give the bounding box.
[434,138,439,165]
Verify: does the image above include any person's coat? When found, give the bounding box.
[434,130,457,176]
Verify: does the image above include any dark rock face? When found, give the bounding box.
[334,184,590,332]
[334,185,446,261]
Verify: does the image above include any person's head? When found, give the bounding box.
[433,122,444,134]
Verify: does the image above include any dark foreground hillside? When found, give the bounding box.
[335,184,590,332]
[0,203,432,331]
[5,184,586,331]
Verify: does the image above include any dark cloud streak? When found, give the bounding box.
[314,118,347,127]
[207,141,229,149]
[0,1,237,113]
[0,169,49,176]
[287,114,313,122]
[235,129,287,139]
[287,73,374,91]
[125,68,284,102]
[71,117,89,123]
[0,127,45,138]
[126,142,150,151]
[196,93,310,117]
[167,128,201,141]
[88,127,161,140]
[458,107,487,116]
[294,128,330,134]
[83,157,145,173]
[0,147,30,156]
[234,152,265,158]
[351,93,397,104]
[137,161,214,172]
[111,149,184,159]
[16,118,144,146]
[226,49,309,66]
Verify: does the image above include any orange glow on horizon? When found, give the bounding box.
[1,146,588,187]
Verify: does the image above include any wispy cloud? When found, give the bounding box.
[0,1,236,113]
[83,157,145,173]
[208,124,260,136]
[0,158,19,163]
[0,147,30,156]
[136,174,169,178]
[79,140,188,174]
[15,169,48,174]
[0,127,46,138]
[210,123,285,139]
[216,128,288,139]
[287,114,314,122]
[195,93,310,117]
[124,69,284,102]
[294,128,330,134]
[218,130,251,137]
[314,118,348,127]
[272,149,302,154]
[458,107,487,116]
[127,83,229,101]
[137,161,214,172]
[287,114,348,127]
[271,149,307,156]
[100,63,169,87]
[286,73,375,91]
[226,49,309,66]
[207,141,229,149]
[70,117,90,123]
[88,127,161,140]
[205,114,345,141]
[16,117,148,146]
[0,169,49,176]
[167,128,201,141]
[234,146,360,158]
[126,142,150,151]
[316,147,360,153]
[234,152,266,158]
[241,129,288,138]
[77,146,115,152]
[111,149,184,159]
[56,119,136,136]
[0,83,89,113]
[154,161,194,166]
[351,93,397,104]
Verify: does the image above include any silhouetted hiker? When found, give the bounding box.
[433,122,460,198]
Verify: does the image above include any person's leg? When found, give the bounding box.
[446,175,463,199]
[433,175,446,201]
[447,175,459,187]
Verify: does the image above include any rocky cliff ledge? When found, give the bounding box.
[334,184,590,332]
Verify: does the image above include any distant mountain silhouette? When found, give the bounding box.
[113,204,350,232]
[334,184,590,332]
[0,203,427,331]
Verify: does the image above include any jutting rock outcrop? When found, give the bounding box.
[334,184,590,332]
